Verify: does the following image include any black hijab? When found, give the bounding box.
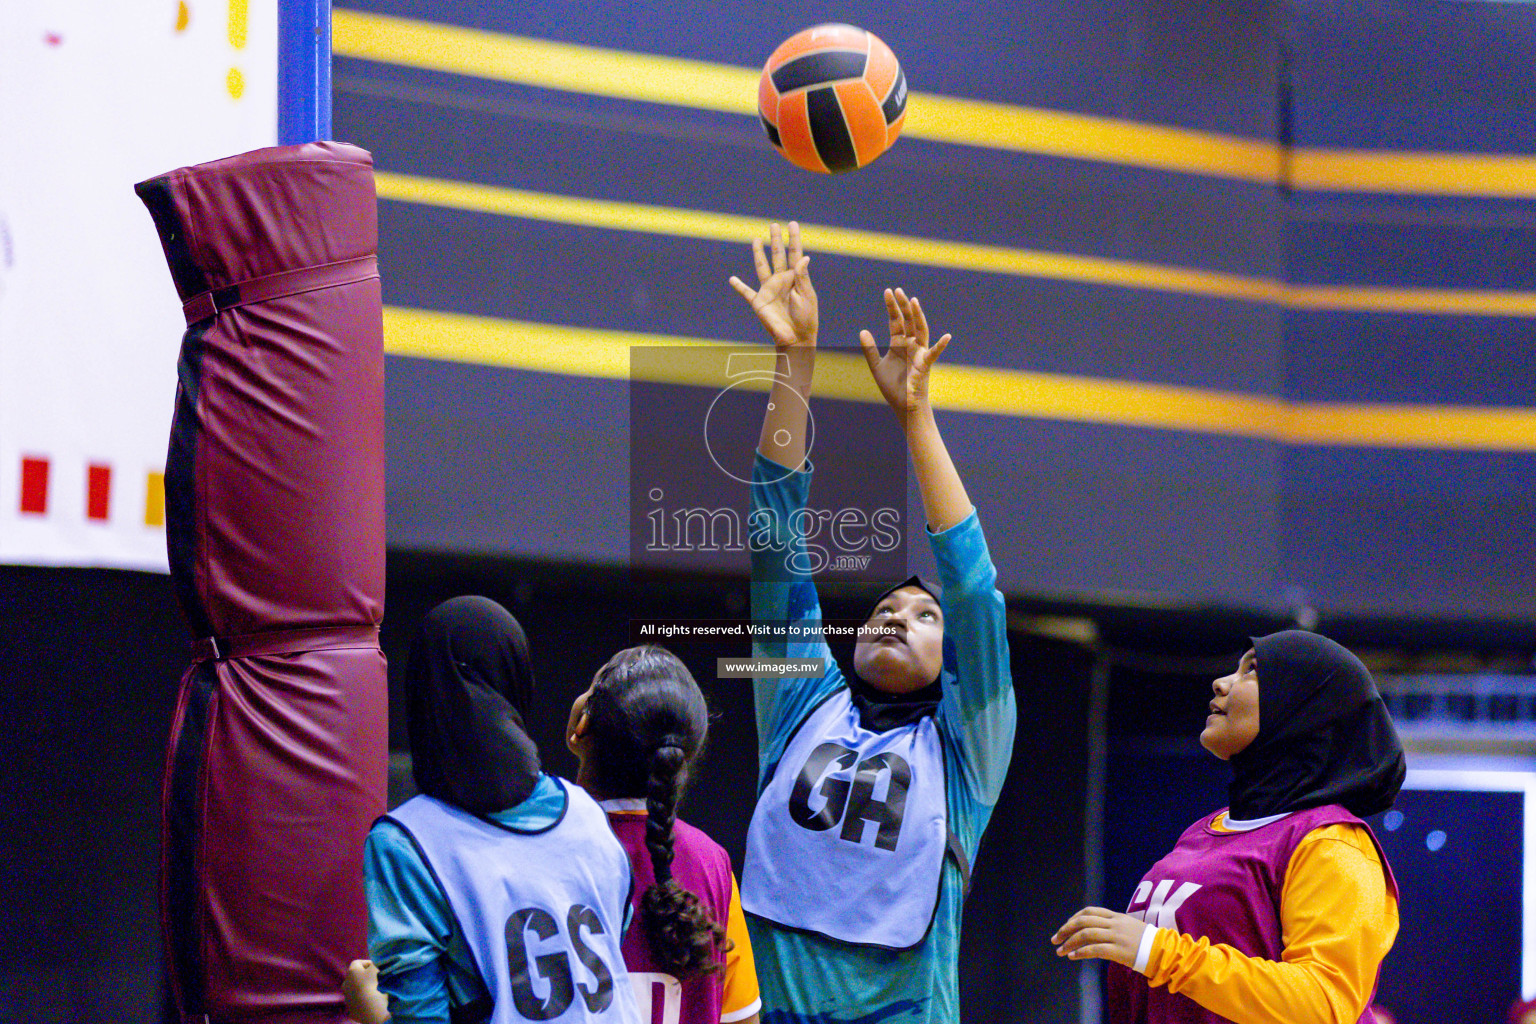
[406,596,543,815]
[1228,629,1406,821]
[849,576,948,731]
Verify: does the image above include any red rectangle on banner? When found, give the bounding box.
[87,464,111,521]
[20,457,49,515]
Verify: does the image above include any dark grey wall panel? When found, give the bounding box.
[385,356,1286,608]
[0,567,185,1024]
[372,200,1284,390]
[1283,309,1536,406]
[1288,0,1536,151]
[1280,445,1536,619]
[333,76,1284,278]
[339,0,1282,136]
[340,0,1536,619]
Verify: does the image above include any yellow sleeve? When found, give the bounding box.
[720,872,761,1023]
[1143,823,1399,1024]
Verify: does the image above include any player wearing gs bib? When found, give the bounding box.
[566,645,762,1024]
[358,597,641,1024]
[385,789,636,1024]
[1054,630,1406,1024]
[727,225,1016,1023]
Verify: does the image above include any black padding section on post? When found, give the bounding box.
[165,320,215,639]
[134,178,209,299]
[772,50,867,93]
[807,87,859,173]
[164,660,218,1019]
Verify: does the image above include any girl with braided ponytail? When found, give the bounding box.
[567,645,762,1024]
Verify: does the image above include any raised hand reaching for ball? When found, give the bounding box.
[859,287,951,420]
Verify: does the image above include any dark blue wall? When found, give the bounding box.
[334,0,1536,617]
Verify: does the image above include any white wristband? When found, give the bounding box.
[1132,923,1159,974]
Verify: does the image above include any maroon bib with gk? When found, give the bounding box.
[1106,804,1397,1024]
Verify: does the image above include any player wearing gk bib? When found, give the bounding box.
[356,598,641,1024]
[727,224,1016,1023]
[566,645,762,1024]
[1053,631,1406,1024]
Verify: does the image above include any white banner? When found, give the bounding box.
[0,0,278,570]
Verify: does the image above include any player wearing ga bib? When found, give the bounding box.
[742,688,950,950]
[742,452,1015,1023]
[1107,806,1399,1024]
[727,239,1016,1022]
[384,782,641,1024]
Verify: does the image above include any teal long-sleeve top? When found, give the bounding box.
[364,774,576,1024]
[745,452,1017,1024]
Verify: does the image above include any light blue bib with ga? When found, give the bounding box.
[387,782,641,1023]
[741,689,949,950]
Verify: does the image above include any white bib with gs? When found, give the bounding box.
[387,783,641,1023]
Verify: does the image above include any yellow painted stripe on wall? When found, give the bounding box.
[332,10,1278,184]
[334,10,760,115]
[374,171,1536,318]
[385,305,882,400]
[1290,149,1536,199]
[144,471,165,527]
[1280,401,1536,450]
[335,9,1536,197]
[903,100,1280,183]
[381,306,1536,451]
[1285,282,1536,318]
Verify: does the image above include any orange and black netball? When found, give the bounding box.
[758,24,908,174]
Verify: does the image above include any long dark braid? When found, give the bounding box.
[586,646,728,980]
[644,743,686,885]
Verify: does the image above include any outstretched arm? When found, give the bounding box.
[729,221,817,471]
[858,289,970,531]
[859,290,1014,806]
[732,223,839,760]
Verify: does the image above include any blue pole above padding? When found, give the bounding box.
[277,0,332,144]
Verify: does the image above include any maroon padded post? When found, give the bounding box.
[136,142,388,1024]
